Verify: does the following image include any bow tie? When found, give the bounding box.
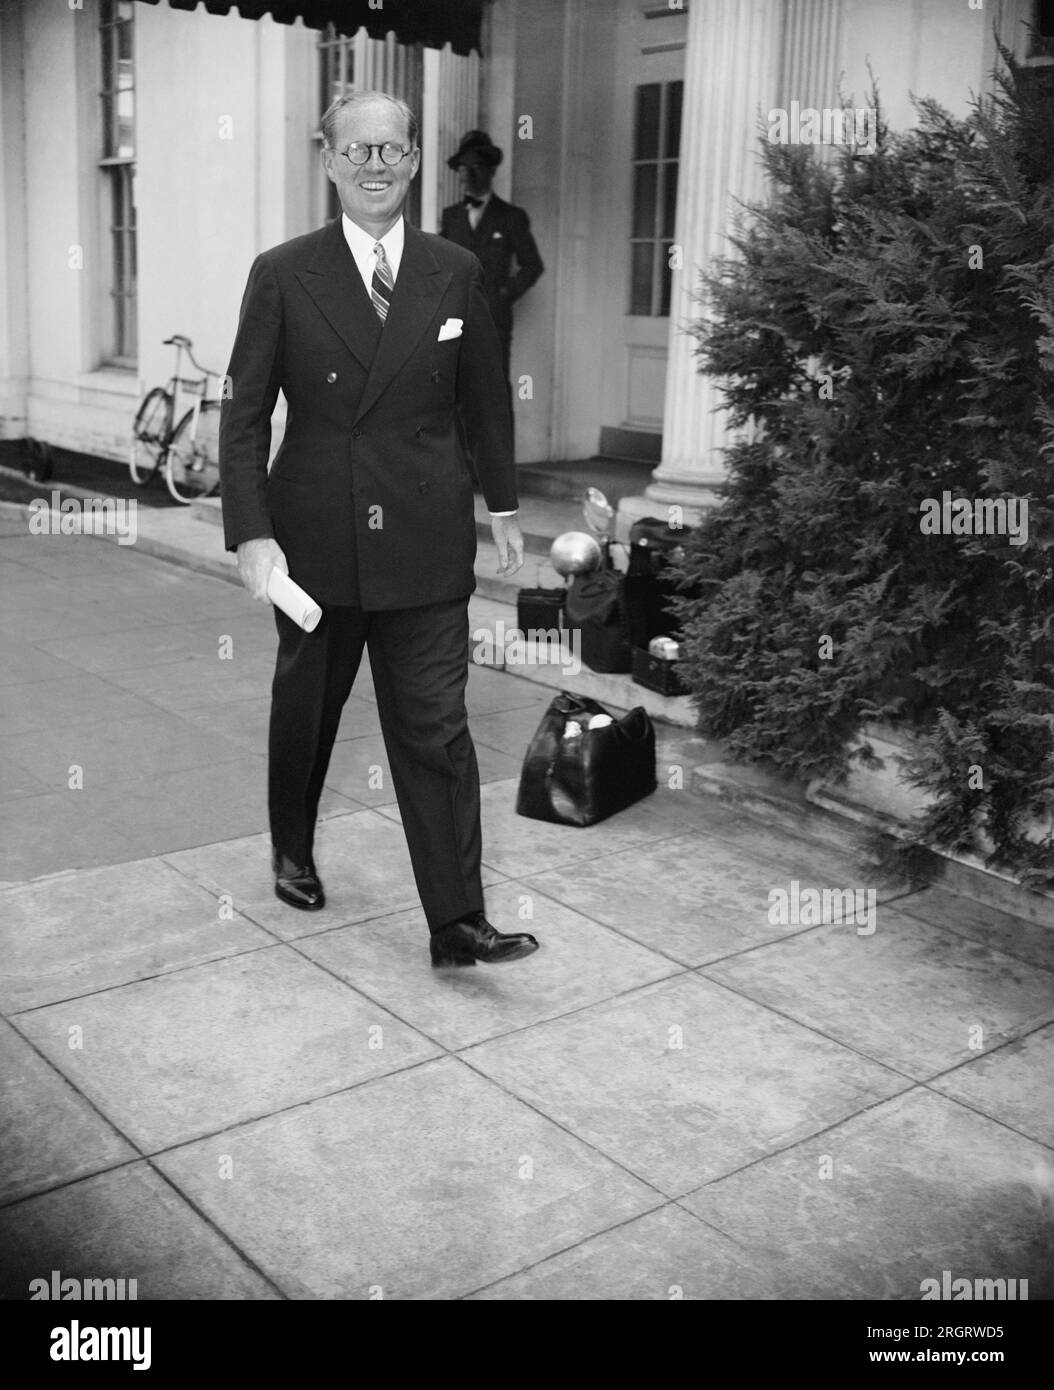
[463,195,484,209]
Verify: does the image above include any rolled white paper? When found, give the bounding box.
[267,567,322,633]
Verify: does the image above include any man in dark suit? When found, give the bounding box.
[440,131,543,391]
[219,91,539,969]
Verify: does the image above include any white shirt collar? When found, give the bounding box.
[341,213,405,284]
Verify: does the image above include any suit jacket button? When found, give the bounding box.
[352,428,362,439]
[414,426,423,438]
[431,370,440,383]
[418,481,430,493]
[326,371,338,383]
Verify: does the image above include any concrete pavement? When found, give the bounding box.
[1,503,1052,1299]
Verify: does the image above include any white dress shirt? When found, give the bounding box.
[341,213,516,519]
[341,213,405,294]
[466,190,492,231]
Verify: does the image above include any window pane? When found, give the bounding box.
[101,95,115,157]
[665,80,683,158]
[100,20,113,94]
[659,243,674,317]
[662,161,679,238]
[634,83,660,160]
[117,91,134,157]
[632,162,657,239]
[112,179,125,282]
[629,242,653,316]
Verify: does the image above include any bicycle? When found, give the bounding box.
[130,335,223,504]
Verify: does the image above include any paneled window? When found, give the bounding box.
[317,25,423,227]
[629,79,682,317]
[99,0,136,363]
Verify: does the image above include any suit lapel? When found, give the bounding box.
[448,203,472,246]
[354,223,451,424]
[295,218,381,375]
[473,195,503,246]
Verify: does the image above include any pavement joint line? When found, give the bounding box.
[2,1010,156,1189]
[440,963,692,1056]
[456,1195,687,1299]
[131,1052,468,1159]
[279,931,467,1058]
[917,1068,1054,1156]
[920,1015,1054,1085]
[445,1048,681,1203]
[670,1202,778,1256]
[698,951,1054,1088]
[144,1159,291,1301]
[4,935,292,1018]
[508,871,822,974]
[690,964,931,1089]
[889,895,1054,975]
[666,1081,930,1199]
[0,1154,151,1217]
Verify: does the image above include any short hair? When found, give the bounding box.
[321,91,419,151]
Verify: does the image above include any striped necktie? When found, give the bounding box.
[371,242,394,323]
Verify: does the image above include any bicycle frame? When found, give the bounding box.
[131,334,222,502]
[168,337,216,429]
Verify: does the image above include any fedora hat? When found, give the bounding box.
[447,129,503,170]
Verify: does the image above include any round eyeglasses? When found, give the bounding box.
[338,142,414,167]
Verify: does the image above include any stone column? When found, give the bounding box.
[619,0,842,535]
[0,2,29,440]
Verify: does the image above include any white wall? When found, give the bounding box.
[14,0,318,461]
[135,5,316,413]
[480,0,570,465]
[0,1,29,439]
[840,0,995,127]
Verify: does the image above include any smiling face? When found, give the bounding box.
[323,97,420,239]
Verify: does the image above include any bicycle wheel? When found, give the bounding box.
[130,387,172,485]
[165,400,221,504]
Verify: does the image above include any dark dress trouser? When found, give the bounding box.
[268,597,484,932]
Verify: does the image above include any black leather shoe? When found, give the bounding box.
[272,850,325,911]
[429,911,539,967]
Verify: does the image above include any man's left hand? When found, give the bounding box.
[491,514,525,577]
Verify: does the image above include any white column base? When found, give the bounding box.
[615,486,721,544]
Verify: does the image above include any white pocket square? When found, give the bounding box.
[437,318,463,341]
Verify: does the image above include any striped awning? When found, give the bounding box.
[134,0,485,55]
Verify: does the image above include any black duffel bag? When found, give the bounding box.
[516,693,657,827]
[564,568,632,673]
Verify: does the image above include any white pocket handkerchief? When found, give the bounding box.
[437,318,463,341]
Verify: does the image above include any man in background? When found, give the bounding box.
[440,130,543,398]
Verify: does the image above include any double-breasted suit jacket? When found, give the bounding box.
[219,216,517,609]
[439,194,543,351]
